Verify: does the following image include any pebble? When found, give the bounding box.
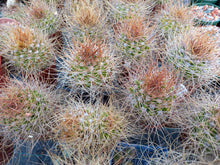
[191,5,220,21]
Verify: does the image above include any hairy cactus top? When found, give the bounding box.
[60,36,117,92]
[0,79,56,138]
[0,25,55,73]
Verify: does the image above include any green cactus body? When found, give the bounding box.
[117,34,149,60]
[160,15,190,36]
[193,109,220,154]
[33,10,60,34]
[169,48,210,81]
[114,2,138,21]
[72,28,103,42]
[9,40,52,72]
[2,89,48,132]
[129,80,174,116]
[67,56,113,89]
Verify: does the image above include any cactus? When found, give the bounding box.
[59,36,117,93]
[109,0,149,21]
[166,28,220,88]
[55,101,128,153]
[157,4,193,36]
[64,0,107,40]
[26,0,60,34]
[115,15,155,61]
[2,0,60,35]
[126,63,178,118]
[0,25,54,73]
[190,95,220,157]
[0,79,56,138]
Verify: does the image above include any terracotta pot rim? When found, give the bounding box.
[0,18,20,25]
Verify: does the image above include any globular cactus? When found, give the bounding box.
[59,36,118,93]
[3,0,60,35]
[64,0,107,40]
[0,79,57,138]
[26,0,61,34]
[0,24,55,73]
[123,63,182,127]
[114,14,155,61]
[55,101,128,153]
[126,64,178,117]
[157,3,193,37]
[166,28,220,89]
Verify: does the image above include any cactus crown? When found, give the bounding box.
[61,35,115,90]
[159,4,193,35]
[28,1,47,19]
[1,24,54,72]
[167,5,191,23]
[184,29,217,61]
[115,15,155,59]
[72,37,103,66]
[73,1,101,28]
[118,15,146,41]
[142,64,177,99]
[57,102,127,144]
[10,25,33,50]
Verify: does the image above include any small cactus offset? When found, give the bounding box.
[0,79,57,138]
[126,63,178,117]
[0,25,55,73]
[115,15,155,61]
[166,28,220,88]
[60,36,117,92]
